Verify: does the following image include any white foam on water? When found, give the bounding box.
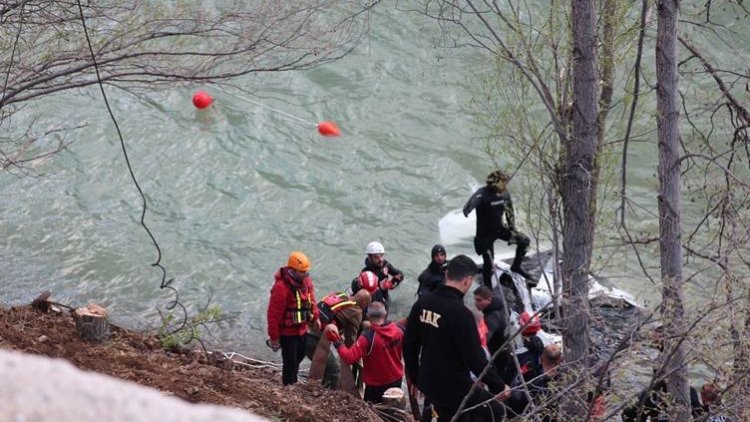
[438,208,474,246]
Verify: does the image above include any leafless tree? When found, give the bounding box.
[410,0,749,420]
[655,0,691,419]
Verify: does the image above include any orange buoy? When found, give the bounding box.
[192,91,213,109]
[317,121,341,137]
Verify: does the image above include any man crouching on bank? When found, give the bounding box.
[404,254,507,421]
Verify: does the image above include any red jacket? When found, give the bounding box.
[336,321,404,387]
[267,267,319,341]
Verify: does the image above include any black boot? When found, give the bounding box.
[510,255,535,286]
[510,234,534,285]
[510,263,535,285]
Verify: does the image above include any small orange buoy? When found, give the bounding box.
[317,121,341,137]
[192,91,213,109]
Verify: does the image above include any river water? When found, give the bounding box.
[1,4,748,360]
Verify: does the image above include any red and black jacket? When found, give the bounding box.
[267,267,319,341]
[336,321,405,387]
[359,257,404,304]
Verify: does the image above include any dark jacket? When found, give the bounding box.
[482,294,510,352]
[621,380,703,421]
[517,335,544,381]
[463,185,517,238]
[403,284,505,409]
[481,294,514,384]
[361,257,404,304]
[417,261,444,295]
[506,373,559,421]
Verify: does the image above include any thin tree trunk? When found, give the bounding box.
[656,0,690,420]
[562,0,598,411]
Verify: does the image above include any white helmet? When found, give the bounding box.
[366,241,385,255]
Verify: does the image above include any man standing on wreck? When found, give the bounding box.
[463,170,532,287]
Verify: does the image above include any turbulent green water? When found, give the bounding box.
[1,4,748,361]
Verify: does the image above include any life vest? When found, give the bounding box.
[317,291,357,325]
[284,281,313,326]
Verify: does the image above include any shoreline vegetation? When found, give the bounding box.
[0,303,381,422]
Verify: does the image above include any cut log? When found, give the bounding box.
[73,304,110,343]
[30,291,52,312]
[382,387,405,409]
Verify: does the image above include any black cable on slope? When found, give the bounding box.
[75,0,187,333]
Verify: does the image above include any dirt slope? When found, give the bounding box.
[0,306,380,422]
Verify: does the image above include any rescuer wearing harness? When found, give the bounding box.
[463,170,532,287]
[304,289,371,389]
[266,251,320,386]
[404,255,507,421]
[356,241,404,306]
[327,301,405,403]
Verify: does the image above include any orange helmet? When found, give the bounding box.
[358,271,379,293]
[288,251,311,272]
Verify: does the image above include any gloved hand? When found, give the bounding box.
[380,279,394,290]
[324,324,340,342]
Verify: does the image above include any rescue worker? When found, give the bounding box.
[304,289,371,389]
[474,286,514,385]
[266,251,320,385]
[516,311,544,382]
[349,270,381,302]
[505,343,563,421]
[417,244,448,295]
[463,170,532,287]
[404,254,507,421]
[355,241,404,306]
[328,301,405,403]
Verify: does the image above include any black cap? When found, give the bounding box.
[431,244,446,257]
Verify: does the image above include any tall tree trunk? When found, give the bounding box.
[656,0,690,420]
[562,0,598,397]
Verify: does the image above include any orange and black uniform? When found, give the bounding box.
[267,267,319,385]
[404,284,506,421]
[336,321,405,403]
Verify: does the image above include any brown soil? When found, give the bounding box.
[0,305,381,422]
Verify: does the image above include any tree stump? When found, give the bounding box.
[379,387,408,421]
[73,304,110,343]
[382,387,406,409]
[30,291,52,312]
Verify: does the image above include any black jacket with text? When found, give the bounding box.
[403,284,505,409]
